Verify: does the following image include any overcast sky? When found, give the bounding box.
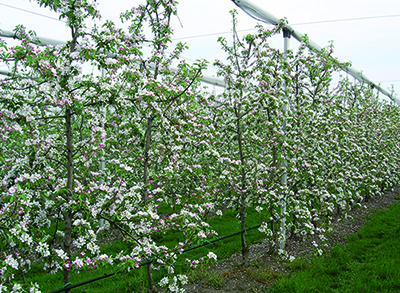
[0,0,399,99]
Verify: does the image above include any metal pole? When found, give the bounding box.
[370,84,376,103]
[279,28,291,251]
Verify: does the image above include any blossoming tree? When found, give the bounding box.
[0,0,216,292]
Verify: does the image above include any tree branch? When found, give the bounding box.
[36,115,65,120]
[46,156,68,169]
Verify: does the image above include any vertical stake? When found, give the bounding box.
[370,84,375,104]
[279,28,291,251]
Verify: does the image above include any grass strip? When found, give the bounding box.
[270,199,400,293]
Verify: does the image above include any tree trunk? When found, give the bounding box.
[63,108,73,293]
[143,117,153,203]
[147,262,157,293]
[240,189,248,266]
[271,145,277,182]
[143,117,156,292]
[237,120,248,266]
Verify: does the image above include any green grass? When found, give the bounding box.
[269,199,400,293]
[15,198,400,293]
[22,196,400,293]
[18,239,149,293]
[16,205,273,293]
[187,265,226,288]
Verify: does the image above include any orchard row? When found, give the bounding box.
[0,1,398,292]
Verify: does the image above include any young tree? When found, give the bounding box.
[212,11,288,265]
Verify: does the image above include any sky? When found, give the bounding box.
[0,0,399,100]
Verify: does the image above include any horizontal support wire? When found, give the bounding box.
[49,216,281,293]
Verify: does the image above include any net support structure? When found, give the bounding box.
[230,0,398,104]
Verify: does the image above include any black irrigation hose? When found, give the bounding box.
[49,260,153,293]
[49,217,281,293]
[182,217,281,253]
[49,271,121,293]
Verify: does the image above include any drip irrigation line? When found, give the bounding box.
[49,271,121,293]
[49,259,153,293]
[48,216,281,293]
[181,217,281,253]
